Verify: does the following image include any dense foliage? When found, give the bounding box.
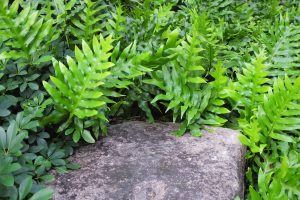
[0,0,299,199]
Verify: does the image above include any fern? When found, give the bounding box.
[125,2,179,53]
[239,76,300,199]
[143,27,202,132]
[144,25,229,136]
[0,0,58,66]
[190,10,226,72]
[259,13,300,78]
[105,4,127,40]
[233,50,273,152]
[233,50,270,120]
[153,3,175,33]
[257,77,300,141]
[69,0,108,42]
[110,41,152,85]
[43,35,114,143]
[108,28,181,122]
[43,34,154,142]
[200,62,231,126]
[2,0,300,199]
[106,40,155,121]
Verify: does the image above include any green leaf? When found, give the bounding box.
[82,130,95,143]
[238,134,251,146]
[189,125,202,137]
[143,79,164,89]
[166,100,181,112]
[0,95,18,117]
[66,163,81,170]
[65,128,74,136]
[7,121,17,149]
[32,55,52,65]
[151,94,172,104]
[19,176,33,200]
[39,175,55,183]
[279,156,289,178]
[269,133,295,143]
[52,159,66,166]
[23,121,39,130]
[258,168,267,194]
[29,188,54,200]
[0,126,6,149]
[0,174,14,186]
[180,105,188,119]
[28,83,39,90]
[249,186,262,200]
[187,108,198,125]
[0,109,10,117]
[72,129,81,143]
[187,77,206,84]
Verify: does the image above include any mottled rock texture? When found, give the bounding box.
[51,121,246,200]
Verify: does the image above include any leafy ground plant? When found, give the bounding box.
[0,0,299,199]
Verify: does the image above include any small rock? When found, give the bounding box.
[50,121,246,200]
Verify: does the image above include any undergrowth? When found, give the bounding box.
[0,0,299,199]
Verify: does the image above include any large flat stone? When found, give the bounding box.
[51,121,246,200]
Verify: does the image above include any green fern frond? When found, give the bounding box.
[239,76,300,153]
[199,62,230,126]
[106,40,154,121]
[258,76,300,140]
[105,4,127,40]
[153,3,175,33]
[144,29,229,136]
[0,0,58,66]
[233,50,270,120]
[145,29,205,123]
[177,32,205,82]
[259,13,300,77]
[190,10,224,71]
[239,76,300,199]
[43,35,114,143]
[143,28,181,67]
[177,63,230,136]
[111,41,152,80]
[69,0,108,42]
[107,28,181,122]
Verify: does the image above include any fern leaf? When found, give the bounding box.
[260,13,300,78]
[43,35,114,142]
[0,0,57,65]
[233,50,270,120]
[258,76,300,141]
[145,29,229,135]
[69,0,108,42]
[105,4,127,40]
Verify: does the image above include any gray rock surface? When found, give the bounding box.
[51,121,246,200]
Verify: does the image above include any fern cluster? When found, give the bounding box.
[43,36,114,143]
[0,0,57,66]
[0,0,300,199]
[69,0,108,42]
[237,76,300,199]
